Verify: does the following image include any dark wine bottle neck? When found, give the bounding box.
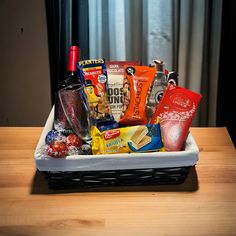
[67,71,77,75]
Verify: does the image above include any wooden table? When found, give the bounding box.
[0,127,235,236]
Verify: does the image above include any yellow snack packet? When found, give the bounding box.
[91,123,165,155]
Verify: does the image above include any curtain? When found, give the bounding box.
[46,0,222,126]
[45,0,89,104]
[178,0,222,126]
[88,0,175,70]
[217,0,236,145]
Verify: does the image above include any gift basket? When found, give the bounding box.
[34,46,202,190]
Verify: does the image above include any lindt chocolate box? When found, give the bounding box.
[151,84,202,152]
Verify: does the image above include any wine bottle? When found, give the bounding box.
[54,46,91,142]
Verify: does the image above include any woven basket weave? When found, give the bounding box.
[35,108,198,189]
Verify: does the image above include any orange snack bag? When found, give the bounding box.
[119,66,156,125]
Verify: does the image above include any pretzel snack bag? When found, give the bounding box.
[119,66,156,126]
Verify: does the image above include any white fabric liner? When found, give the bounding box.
[34,108,199,171]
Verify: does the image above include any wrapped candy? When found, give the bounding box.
[66,134,82,147]
[45,130,86,157]
[67,146,80,156]
[79,144,92,155]
[47,141,68,158]
[45,130,66,145]
[45,130,59,145]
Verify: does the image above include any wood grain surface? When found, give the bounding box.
[0,127,235,236]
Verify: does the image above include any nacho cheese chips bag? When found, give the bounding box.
[119,66,156,125]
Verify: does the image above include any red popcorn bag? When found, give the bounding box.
[151,84,202,151]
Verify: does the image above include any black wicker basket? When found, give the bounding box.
[35,109,199,190]
[44,166,192,189]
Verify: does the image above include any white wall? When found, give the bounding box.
[0,0,51,126]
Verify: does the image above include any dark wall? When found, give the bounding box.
[0,0,51,126]
[217,0,236,146]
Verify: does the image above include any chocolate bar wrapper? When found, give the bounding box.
[91,123,165,155]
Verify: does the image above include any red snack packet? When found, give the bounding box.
[151,84,202,151]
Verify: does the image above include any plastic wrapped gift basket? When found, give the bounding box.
[34,108,199,189]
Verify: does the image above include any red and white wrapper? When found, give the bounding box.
[151,84,202,151]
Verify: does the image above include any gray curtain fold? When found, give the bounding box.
[45,0,90,103]
[88,0,222,126]
[178,0,222,126]
[59,0,73,76]
[46,0,222,127]
[178,0,205,126]
[204,0,222,127]
[217,0,236,145]
[88,0,174,68]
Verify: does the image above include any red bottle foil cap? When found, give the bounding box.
[67,46,80,72]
